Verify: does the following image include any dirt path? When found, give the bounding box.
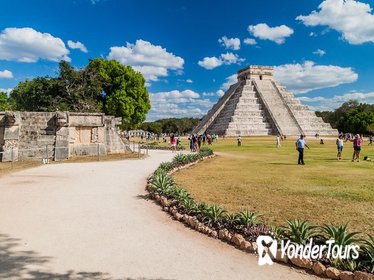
[0,150,319,280]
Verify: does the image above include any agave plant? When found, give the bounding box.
[150,171,176,196]
[280,219,317,245]
[331,258,361,272]
[236,209,262,228]
[199,147,213,157]
[180,197,197,215]
[270,226,285,241]
[158,161,175,172]
[224,212,240,230]
[320,224,361,246]
[170,187,190,202]
[202,204,227,227]
[173,153,189,166]
[362,235,374,273]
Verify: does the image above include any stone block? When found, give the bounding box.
[325,267,341,279]
[4,126,20,140]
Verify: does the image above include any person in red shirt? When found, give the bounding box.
[348,134,363,162]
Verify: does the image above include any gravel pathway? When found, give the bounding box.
[0,150,319,280]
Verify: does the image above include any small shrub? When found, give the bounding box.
[224,212,240,230]
[158,161,175,172]
[150,171,176,196]
[280,219,317,245]
[199,147,213,157]
[180,198,197,215]
[362,235,374,273]
[202,204,227,227]
[236,209,262,228]
[243,224,271,242]
[321,224,361,247]
[332,259,361,272]
[173,153,189,166]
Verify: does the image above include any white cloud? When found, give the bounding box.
[0,27,70,62]
[313,49,326,56]
[298,91,374,111]
[186,79,193,83]
[0,88,12,95]
[0,70,13,79]
[218,36,241,50]
[198,53,244,70]
[198,56,223,70]
[297,0,374,45]
[243,38,257,45]
[216,89,225,97]
[220,74,237,91]
[67,40,88,53]
[107,39,184,81]
[147,89,214,120]
[248,23,294,44]
[221,52,245,65]
[274,61,358,94]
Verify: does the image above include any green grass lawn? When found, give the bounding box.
[172,136,374,235]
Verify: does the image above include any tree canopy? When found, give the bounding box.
[0,91,10,111]
[140,118,200,134]
[316,100,374,134]
[9,59,150,129]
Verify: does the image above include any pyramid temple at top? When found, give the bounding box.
[193,65,338,136]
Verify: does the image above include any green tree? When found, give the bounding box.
[9,59,150,129]
[0,91,10,110]
[87,58,151,129]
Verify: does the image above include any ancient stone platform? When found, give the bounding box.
[0,111,129,162]
[193,65,338,136]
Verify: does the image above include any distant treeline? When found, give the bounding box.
[316,100,374,135]
[140,118,200,134]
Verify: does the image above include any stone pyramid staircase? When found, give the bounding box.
[193,65,338,136]
[207,80,273,136]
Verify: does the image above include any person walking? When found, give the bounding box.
[336,134,344,160]
[348,134,363,162]
[295,135,309,165]
[276,135,281,148]
[170,134,177,153]
[368,135,373,146]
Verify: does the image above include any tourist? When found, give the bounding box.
[189,135,194,152]
[348,134,363,162]
[207,134,212,145]
[237,135,241,147]
[276,135,281,148]
[170,134,176,153]
[336,135,344,160]
[197,135,202,151]
[295,134,310,165]
[193,135,198,151]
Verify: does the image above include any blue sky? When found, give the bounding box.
[1,0,374,120]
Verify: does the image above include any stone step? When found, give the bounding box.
[228,124,272,130]
[225,128,272,136]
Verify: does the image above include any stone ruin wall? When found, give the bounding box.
[0,111,129,162]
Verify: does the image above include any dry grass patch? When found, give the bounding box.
[172,136,374,235]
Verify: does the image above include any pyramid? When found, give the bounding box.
[193,65,338,136]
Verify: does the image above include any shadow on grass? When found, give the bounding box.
[0,233,170,280]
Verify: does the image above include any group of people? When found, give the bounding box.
[170,132,372,164]
[295,132,370,165]
[170,133,219,153]
[336,133,365,162]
